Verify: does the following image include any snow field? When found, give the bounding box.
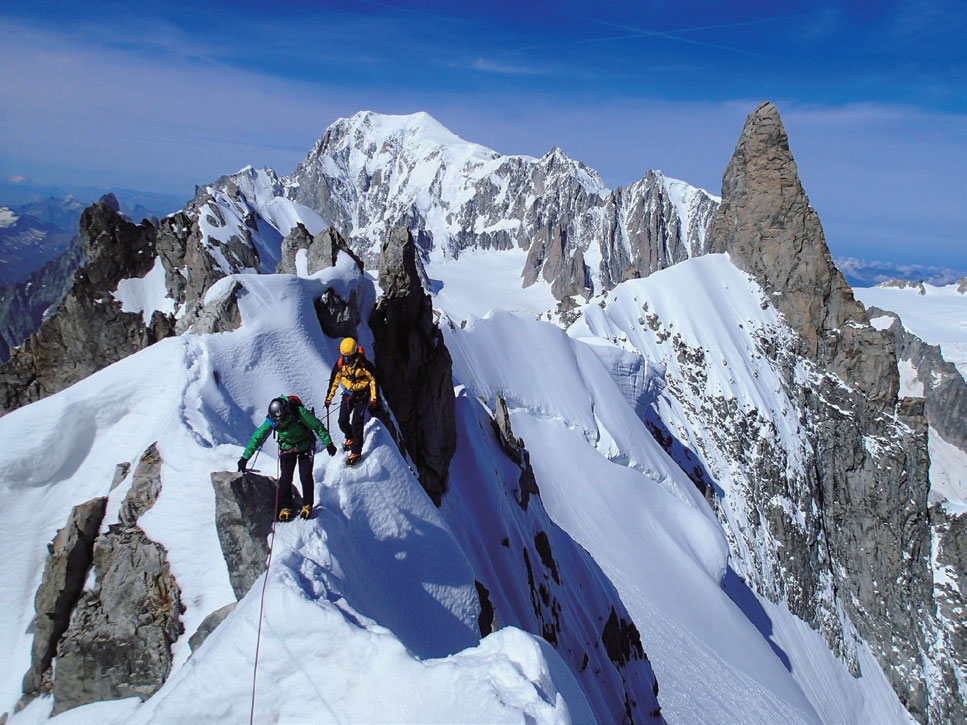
[440,389,657,721]
[440,253,912,723]
[2,257,592,723]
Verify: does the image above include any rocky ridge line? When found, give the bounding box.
[707,101,958,723]
[0,197,175,413]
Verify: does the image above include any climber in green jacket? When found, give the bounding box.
[238,395,336,522]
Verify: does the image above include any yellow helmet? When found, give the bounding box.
[339,337,357,356]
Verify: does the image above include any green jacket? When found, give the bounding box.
[242,400,332,459]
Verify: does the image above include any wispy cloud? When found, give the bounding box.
[7,175,25,184]
[471,58,550,76]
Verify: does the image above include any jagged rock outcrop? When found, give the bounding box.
[601,170,718,288]
[278,224,363,275]
[282,111,716,297]
[706,101,952,723]
[491,395,541,510]
[157,188,271,333]
[277,223,313,274]
[110,462,131,491]
[310,227,364,273]
[0,231,85,363]
[20,497,107,702]
[188,603,236,652]
[869,308,967,452]
[929,505,967,706]
[369,226,455,505]
[877,279,927,294]
[45,443,184,714]
[314,287,361,340]
[708,102,898,406]
[473,581,497,638]
[51,525,184,714]
[187,279,244,335]
[119,443,162,526]
[0,199,176,413]
[710,102,897,405]
[211,471,284,599]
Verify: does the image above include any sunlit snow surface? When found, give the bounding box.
[855,282,967,381]
[441,253,910,724]
[1,249,915,724]
[2,257,588,724]
[425,248,557,322]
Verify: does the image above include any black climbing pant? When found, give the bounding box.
[279,447,314,511]
[339,391,369,455]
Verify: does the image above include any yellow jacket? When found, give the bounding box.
[327,359,376,402]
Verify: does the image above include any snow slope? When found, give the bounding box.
[441,253,912,724]
[856,282,967,381]
[1,257,593,723]
[0,228,920,723]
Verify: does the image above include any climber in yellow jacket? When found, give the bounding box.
[325,337,378,465]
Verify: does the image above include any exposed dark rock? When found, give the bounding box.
[533,531,561,585]
[278,224,364,276]
[211,471,285,599]
[119,443,162,526]
[369,226,456,505]
[551,246,591,300]
[869,309,967,453]
[20,497,106,701]
[188,603,236,652]
[154,211,192,305]
[489,396,541,510]
[308,227,364,274]
[601,169,717,289]
[173,190,261,331]
[98,193,120,213]
[0,200,176,413]
[0,231,85,363]
[474,580,497,637]
[110,462,131,491]
[52,524,184,714]
[491,395,524,464]
[601,606,645,668]
[314,287,360,340]
[929,505,967,718]
[708,101,898,406]
[277,223,313,274]
[706,101,944,722]
[187,280,244,335]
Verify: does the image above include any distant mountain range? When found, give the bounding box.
[1,107,965,724]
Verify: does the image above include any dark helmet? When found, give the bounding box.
[267,397,290,424]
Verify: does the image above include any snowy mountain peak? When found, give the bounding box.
[306,110,500,168]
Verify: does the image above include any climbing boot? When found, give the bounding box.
[342,439,353,452]
[346,453,362,466]
[278,507,292,523]
[298,504,312,520]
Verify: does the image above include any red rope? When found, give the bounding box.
[250,455,281,725]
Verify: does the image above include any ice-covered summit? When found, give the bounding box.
[190,110,717,299]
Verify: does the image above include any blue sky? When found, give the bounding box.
[1,0,964,277]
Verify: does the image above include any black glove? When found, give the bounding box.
[237,457,247,472]
[326,443,337,457]
[368,400,378,413]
